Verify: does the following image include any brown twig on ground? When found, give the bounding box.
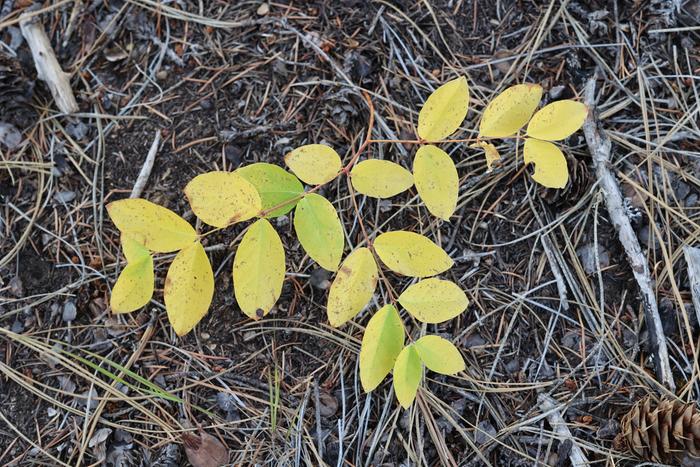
[130,131,161,199]
[583,73,674,391]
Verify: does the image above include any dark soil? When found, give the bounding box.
[1,0,700,466]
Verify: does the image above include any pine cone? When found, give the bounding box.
[0,50,35,129]
[616,396,700,462]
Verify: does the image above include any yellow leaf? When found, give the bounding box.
[284,144,342,185]
[413,145,458,220]
[111,236,153,313]
[479,84,542,138]
[398,278,468,323]
[294,193,344,271]
[393,345,422,408]
[350,160,414,198]
[360,305,405,392]
[327,247,378,327]
[526,100,588,141]
[236,163,304,217]
[233,219,285,319]
[107,198,196,253]
[414,335,465,375]
[417,76,470,141]
[523,138,568,189]
[163,241,214,336]
[373,231,453,278]
[184,171,261,228]
[470,141,501,172]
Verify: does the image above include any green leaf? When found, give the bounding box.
[360,305,405,392]
[393,345,422,408]
[294,193,344,271]
[184,171,261,228]
[327,248,378,327]
[398,278,468,323]
[418,76,470,141]
[526,100,588,141]
[523,138,568,189]
[373,231,453,278]
[164,241,214,336]
[350,160,414,198]
[479,84,543,138]
[414,335,465,375]
[233,219,286,319]
[413,145,458,220]
[236,163,304,217]
[106,198,196,253]
[284,144,342,185]
[111,236,154,313]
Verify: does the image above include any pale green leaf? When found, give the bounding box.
[111,236,153,313]
[413,145,458,220]
[479,84,543,138]
[236,162,304,217]
[233,219,286,319]
[526,100,588,141]
[393,345,422,408]
[107,198,196,253]
[163,241,214,336]
[294,193,344,271]
[184,171,261,228]
[284,144,342,185]
[359,305,405,392]
[418,76,470,141]
[327,248,378,327]
[523,138,568,189]
[398,278,468,323]
[373,231,453,278]
[350,160,414,198]
[415,335,465,375]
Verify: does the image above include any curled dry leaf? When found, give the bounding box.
[471,141,501,172]
[183,432,228,467]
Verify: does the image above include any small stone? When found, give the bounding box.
[11,319,24,333]
[317,391,338,417]
[224,144,242,166]
[256,3,270,15]
[309,268,330,290]
[156,69,168,80]
[549,85,566,100]
[8,275,23,297]
[54,191,76,203]
[66,121,88,140]
[62,300,77,322]
[0,122,21,150]
[475,420,496,445]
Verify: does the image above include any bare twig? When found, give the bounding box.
[537,395,588,467]
[130,131,161,199]
[583,73,675,391]
[20,11,78,114]
[683,246,700,329]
